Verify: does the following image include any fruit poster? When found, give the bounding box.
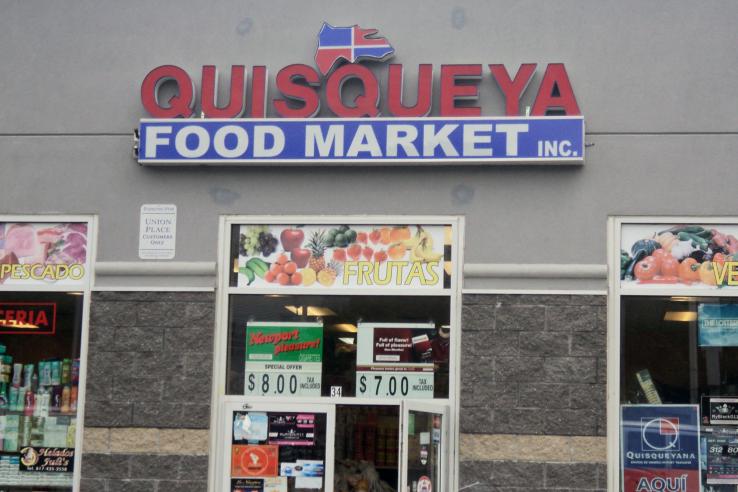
[0,222,89,287]
[244,322,323,396]
[233,224,451,290]
[355,323,437,399]
[621,223,738,290]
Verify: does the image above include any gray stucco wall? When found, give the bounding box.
[1,1,736,267]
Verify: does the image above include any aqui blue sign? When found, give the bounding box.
[621,405,700,492]
[698,304,738,347]
[137,117,584,165]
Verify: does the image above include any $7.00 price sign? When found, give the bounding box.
[245,371,321,396]
[356,371,433,399]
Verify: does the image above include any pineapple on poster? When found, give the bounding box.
[235,224,450,289]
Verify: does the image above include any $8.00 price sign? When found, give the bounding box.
[356,371,433,399]
[245,371,321,396]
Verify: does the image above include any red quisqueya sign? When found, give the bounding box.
[141,63,580,119]
[0,302,57,335]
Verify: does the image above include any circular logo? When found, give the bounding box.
[20,447,39,467]
[642,417,679,450]
[239,447,270,475]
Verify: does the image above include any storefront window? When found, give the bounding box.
[214,219,460,492]
[0,219,93,492]
[226,295,450,399]
[614,220,738,492]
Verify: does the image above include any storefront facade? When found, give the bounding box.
[1,1,737,491]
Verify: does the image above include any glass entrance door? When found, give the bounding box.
[401,402,448,492]
[220,400,336,492]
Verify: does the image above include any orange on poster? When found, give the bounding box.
[231,445,279,477]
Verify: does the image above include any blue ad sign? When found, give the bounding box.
[699,304,738,347]
[138,117,584,165]
[621,405,700,492]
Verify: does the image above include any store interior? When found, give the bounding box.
[621,296,738,491]
[0,291,84,491]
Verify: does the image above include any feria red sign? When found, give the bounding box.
[140,23,580,119]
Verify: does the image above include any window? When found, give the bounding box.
[212,218,461,492]
[0,218,94,492]
[611,219,738,491]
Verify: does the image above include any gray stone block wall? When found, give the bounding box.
[460,461,607,491]
[81,454,207,491]
[460,294,607,491]
[461,294,607,437]
[82,292,214,491]
[85,292,214,429]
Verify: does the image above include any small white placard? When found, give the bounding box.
[139,204,177,260]
[419,432,431,445]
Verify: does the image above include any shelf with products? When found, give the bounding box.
[0,357,80,455]
[0,291,84,491]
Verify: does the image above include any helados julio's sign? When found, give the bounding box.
[137,23,584,166]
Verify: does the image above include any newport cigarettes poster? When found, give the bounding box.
[621,405,700,492]
[244,322,323,396]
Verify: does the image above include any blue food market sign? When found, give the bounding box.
[137,117,584,165]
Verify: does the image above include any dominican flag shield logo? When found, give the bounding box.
[315,22,395,75]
